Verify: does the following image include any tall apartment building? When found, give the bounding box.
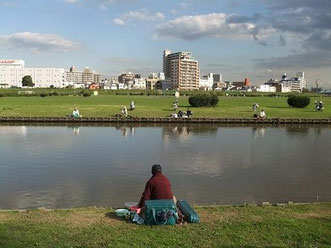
[163,49,200,90]
[66,66,101,85]
[0,59,65,88]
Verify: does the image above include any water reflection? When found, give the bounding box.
[252,126,266,138]
[0,126,27,136]
[0,123,330,209]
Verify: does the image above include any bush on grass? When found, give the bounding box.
[82,92,91,97]
[48,91,59,96]
[287,95,310,108]
[189,94,219,107]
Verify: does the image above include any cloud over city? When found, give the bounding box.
[253,0,331,70]
[0,32,80,54]
[113,9,165,25]
[154,13,273,43]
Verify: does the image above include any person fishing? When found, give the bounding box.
[138,164,174,208]
[130,100,136,111]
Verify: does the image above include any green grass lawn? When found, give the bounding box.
[0,203,330,247]
[0,95,330,118]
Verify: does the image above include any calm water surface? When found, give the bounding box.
[0,123,330,209]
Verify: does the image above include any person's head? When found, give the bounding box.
[74,108,77,111]
[151,164,162,175]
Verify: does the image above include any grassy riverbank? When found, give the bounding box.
[0,203,330,247]
[0,94,330,118]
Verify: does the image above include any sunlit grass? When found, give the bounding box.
[0,203,330,247]
[0,95,330,118]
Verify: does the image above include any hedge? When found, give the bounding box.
[287,95,311,108]
[188,94,219,107]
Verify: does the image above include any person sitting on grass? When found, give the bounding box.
[121,106,128,117]
[130,100,136,111]
[259,109,266,119]
[170,112,178,118]
[186,108,193,117]
[138,164,174,209]
[72,108,80,118]
[252,103,259,112]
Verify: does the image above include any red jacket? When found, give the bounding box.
[138,172,173,208]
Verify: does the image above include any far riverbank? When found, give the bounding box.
[0,95,330,119]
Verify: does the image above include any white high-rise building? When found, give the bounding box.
[0,59,65,88]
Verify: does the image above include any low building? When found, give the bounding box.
[199,73,214,91]
[118,72,136,84]
[0,59,66,88]
[213,81,227,90]
[258,85,276,92]
[132,78,146,89]
[213,74,223,83]
[66,66,101,86]
[263,72,307,93]
[0,83,9,88]
[89,83,100,90]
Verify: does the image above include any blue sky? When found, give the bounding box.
[1,0,330,87]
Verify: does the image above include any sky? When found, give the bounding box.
[0,0,331,87]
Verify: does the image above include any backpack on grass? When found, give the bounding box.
[177,200,200,223]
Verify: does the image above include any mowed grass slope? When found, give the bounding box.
[0,204,330,247]
[0,95,330,118]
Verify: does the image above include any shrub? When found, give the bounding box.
[189,94,219,107]
[287,95,310,108]
[40,93,48,97]
[82,92,91,97]
[48,91,59,96]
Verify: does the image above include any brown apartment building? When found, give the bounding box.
[163,49,200,90]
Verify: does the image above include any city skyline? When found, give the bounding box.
[0,0,330,87]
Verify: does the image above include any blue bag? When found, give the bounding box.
[177,200,200,223]
[145,199,178,225]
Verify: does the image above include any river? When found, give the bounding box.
[0,123,330,209]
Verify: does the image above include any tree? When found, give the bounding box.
[287,95,310,108]
[22,75,34,87]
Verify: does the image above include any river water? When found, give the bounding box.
[0,123,330,209]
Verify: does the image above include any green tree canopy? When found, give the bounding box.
[22,75,34,87]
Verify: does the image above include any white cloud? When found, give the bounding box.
[0,32,80,54]
[155,13,273,41]
[113,18,125,26]
[113,9,165,26]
